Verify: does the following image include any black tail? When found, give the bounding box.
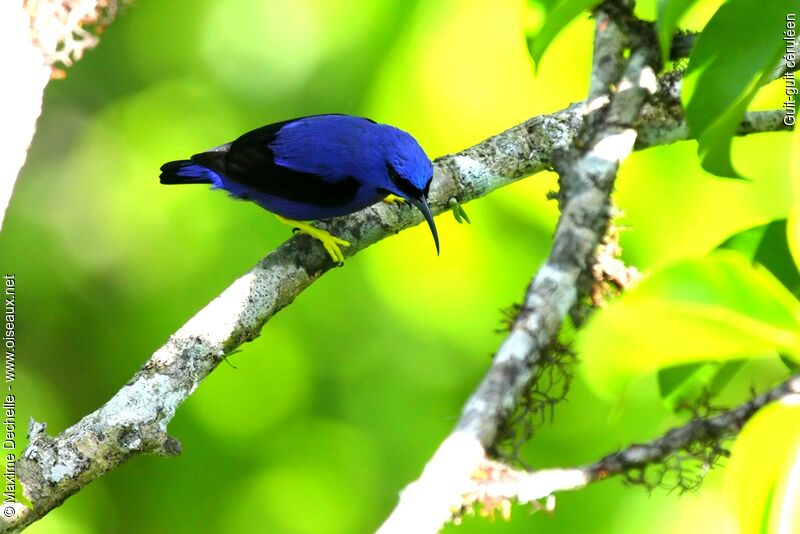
[159,159,213,185]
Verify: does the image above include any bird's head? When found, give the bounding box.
[382,128,439,254]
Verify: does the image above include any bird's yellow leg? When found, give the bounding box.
[383,194,406,205]
[276,216,350,263]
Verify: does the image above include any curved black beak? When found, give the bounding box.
[407,196,439,255]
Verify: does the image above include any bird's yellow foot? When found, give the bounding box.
[276,216,350,264]
[383,194,406,205]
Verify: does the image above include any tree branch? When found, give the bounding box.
[3,87,790,534]
[587,8,627,100]
[586,375,800,482]
[376,4,663,522]
[448,373,800,519]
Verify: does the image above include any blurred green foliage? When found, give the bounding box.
[725,399,800,533]
[579,251,800,398]
[1,0,796,532]
[682,0,793,177]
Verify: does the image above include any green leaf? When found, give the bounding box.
[578,251,800,399]
[682,0,790,177]
[719,220,800,297]
[657,359,745,412]
[780,354,799,372]
[788,203,800,273]
[726,400,800,533]
[755,220,800,297]
[718,222,770,259]
[527,0,601,68]
[656,0,699,64]
[657,362,718,411]
[708,359,746,393]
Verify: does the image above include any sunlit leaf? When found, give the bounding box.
[726,399,800,534]
[708,359,746,393]
[682,0,790,177]
[656,0,699,64]
[718,223,770,260]
[527,0,600,68]
[579,251,800,399]
[719,219,800,297]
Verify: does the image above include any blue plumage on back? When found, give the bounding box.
[160,114,438,261]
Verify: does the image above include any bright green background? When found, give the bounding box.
[1,0,796,532]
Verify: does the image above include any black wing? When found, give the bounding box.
[191,117,360,207]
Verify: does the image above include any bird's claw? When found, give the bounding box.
[276,215,351,263]
[383,194,406,205]
[319,233,350,264]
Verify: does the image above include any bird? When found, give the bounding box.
[159,114,439,263]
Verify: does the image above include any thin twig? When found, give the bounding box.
[455,374,800,514]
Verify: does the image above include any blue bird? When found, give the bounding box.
[160,114,438,263]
